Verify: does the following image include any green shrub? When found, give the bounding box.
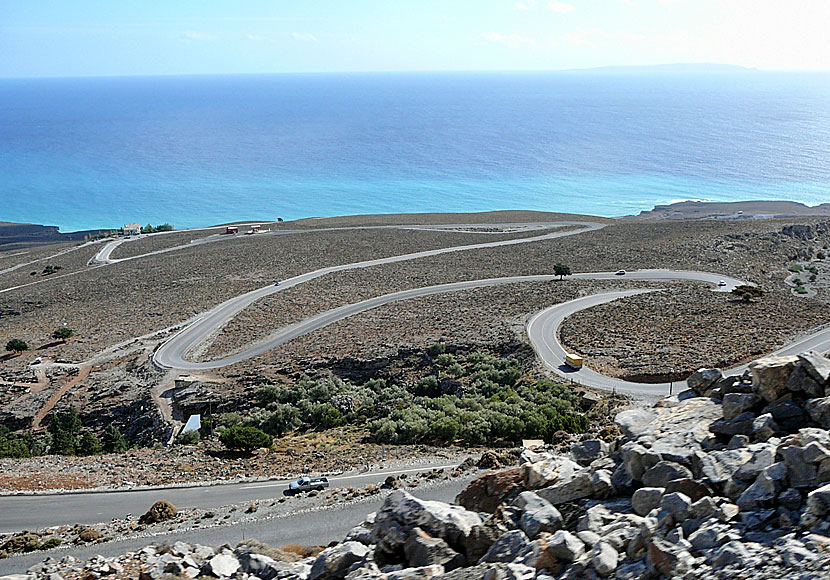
[199,417,215,438]
[731,285,764,303]
[238,350,590,448]
[788,264,803,272]
[255,385,281,405]
[175,430,200,445]
[371,419,398,443]
[259,404,301,436]
[429,416,460,442]
[427,342,446,357]
[460,418,490,445]
[40,538,62,550]
[48,409,82,455]
[219,426,272,452]
[217,412,243,429]
[51,327,74,342]
[445,363,465,377]
[101,424,127,453]
[413,375,440,397]
[140,223,174,234]
[797,286,808,294]
[0,427,43,459]
[5,339,28,354]
[554,263,571,279]
[77,430,102,456]
[311,403,344,429]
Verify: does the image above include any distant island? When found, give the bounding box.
[566,62,757,75]
[632,199,830,220]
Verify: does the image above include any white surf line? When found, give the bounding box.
[238,463,462,489]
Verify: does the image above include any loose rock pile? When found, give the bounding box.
[7,351,830,579]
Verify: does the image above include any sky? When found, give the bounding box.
[2,0,829,78]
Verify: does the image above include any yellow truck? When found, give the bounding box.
[565,353,584,369]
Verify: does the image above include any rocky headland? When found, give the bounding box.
[8,351,830,579]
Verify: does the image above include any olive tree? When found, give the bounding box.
[5,339,28,355]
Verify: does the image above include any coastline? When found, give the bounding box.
[4,199,830,247]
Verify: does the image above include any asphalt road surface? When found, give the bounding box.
[154,267,752,394]
[529,272,830,395]
[153,221,604,369]
[0,476,469,576]
[0,461,462,533]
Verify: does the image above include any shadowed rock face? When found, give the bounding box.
[0,222,109,247]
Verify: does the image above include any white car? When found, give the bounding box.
[717,280,727,287]
[285,476,329,496]
[615,270,626,276]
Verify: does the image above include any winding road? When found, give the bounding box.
[148,220,830,395]
[152,221,604,368]
[9,216,829,397]
[4,218,830,573]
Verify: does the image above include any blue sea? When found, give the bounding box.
[1,71,829,232]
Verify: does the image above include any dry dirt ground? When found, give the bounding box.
[203,217,830,378]
[0,214,573,372]
[2,211,830,491]
[0,427,465,492]
[4,212,830,399]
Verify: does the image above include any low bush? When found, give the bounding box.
[427,342,446,356]
[175,430,200,445]
[219,426,272,452]
[242,350,589,447]
[40,538,62,550]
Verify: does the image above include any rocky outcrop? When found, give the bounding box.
[455,467,523,513]
[13,351,830,580]
[139,500,178,524]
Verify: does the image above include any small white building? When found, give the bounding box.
[123,223,141,235]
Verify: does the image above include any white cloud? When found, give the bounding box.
[479,32,535,48]
[566,30,597,48]
[291,32,317,42]
[180,30,217,41]
[548,0,575,13]
[565,28,647,49]
[515,0,537,10]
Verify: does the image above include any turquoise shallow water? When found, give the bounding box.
[1,71,829,231]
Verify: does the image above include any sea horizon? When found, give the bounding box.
[2,70,829,232]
